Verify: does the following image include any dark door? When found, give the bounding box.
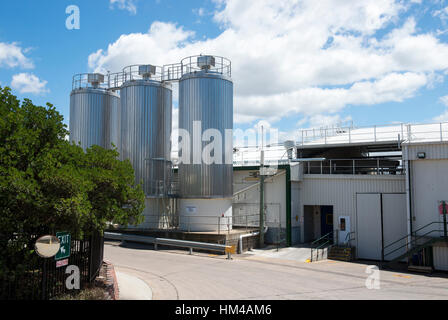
[320,206,333,240]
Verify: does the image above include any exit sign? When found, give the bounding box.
[55,232,71,261]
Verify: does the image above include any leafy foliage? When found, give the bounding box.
[0,86,144,274]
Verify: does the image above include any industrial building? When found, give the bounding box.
[69,55,448,272]
[231,123,448,272]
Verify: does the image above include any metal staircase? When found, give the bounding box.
[327,232,356,261]
[382,221,448,269]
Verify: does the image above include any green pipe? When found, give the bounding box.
[286,165,292,247]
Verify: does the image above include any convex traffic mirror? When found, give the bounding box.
[34,235,61,258]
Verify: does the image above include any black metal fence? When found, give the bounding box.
[0,232,104,300]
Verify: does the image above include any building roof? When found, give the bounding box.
[170,122,448,166]
[297,122,448,149]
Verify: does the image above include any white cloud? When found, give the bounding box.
[89,0,448,129]
[193,8,206,17]
[11,73,48,94]
[434,95,448,121]
[88,22,194,73]
[235,72,428,123]
[110,0,137,15]
[439,95,448,107]
[434,109,448,121]
[433,6,448,21]
[0,42,33,69]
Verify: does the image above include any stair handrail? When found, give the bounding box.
[383,226,446,260]
[344,231,355,248]
[311,231,334,247]
[383,221,446,253]
[310,231,334,262]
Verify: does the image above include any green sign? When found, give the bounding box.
[55,232,71,261]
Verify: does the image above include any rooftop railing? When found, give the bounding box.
[297,122,448,146]
[302,158,404,175]
[72,55,232,91]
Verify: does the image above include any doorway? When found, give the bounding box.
[303,205,334,242]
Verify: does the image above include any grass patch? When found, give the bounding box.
[53,284,107,300]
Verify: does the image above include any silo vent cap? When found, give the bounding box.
[87,73,105,86]
[139,65,156,78]
[197,56,215,70]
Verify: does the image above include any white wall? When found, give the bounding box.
[404,142,448,270]
[410,159,448,235]
[299,174,406,244]
[233,169,286,228]
[433,245,448,271]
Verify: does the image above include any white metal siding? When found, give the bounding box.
[356,194,382,260]
[300,174,405,244]
[382,193,407,261]
[433,245,448,271]
[404,143,448,161]
[411,159,448,234]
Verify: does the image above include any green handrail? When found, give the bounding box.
[383,221,446,252]
[384,228,444,259]
[343,231,355,247]
[310,231,333,262]
[311,231,333,246]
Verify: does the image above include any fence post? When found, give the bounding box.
[41,259,47,300]
[88,234,93,282]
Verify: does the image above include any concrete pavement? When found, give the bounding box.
[105,240,448,300]
[115,271,153,300]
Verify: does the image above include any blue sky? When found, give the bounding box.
[2,0,448,141]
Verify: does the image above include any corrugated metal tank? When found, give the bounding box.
[178,71,233,198]
[120,80,172,197]
[69,88,120,150]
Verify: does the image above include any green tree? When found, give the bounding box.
[0,86,144,275]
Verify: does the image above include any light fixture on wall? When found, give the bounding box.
[417,152,426,159]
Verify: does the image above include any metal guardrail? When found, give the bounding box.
[310,231,334,262]
[142,213,261,234]
[104,232,235,259]
[382,221,448,261]
[73,55,232,91]
[303,158,404,176]
[297,122,448,146]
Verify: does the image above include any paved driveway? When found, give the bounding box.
[104,241,448,300]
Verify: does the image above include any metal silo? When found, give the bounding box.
[120,65,173,198]
[70,73,120,150]
[178,55,233,231]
